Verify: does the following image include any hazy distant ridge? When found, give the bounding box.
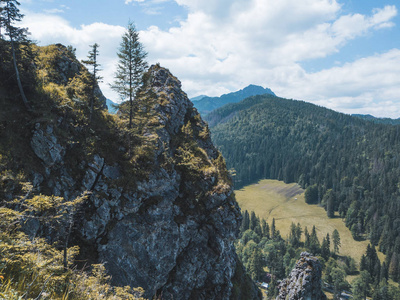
[191,84,275,115]
[352,114,400,125]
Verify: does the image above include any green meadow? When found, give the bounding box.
[235,179,382,264]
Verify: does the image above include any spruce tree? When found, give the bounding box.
[82,43,102,122]
[250,211,258,230]
[0,0,30,109]
[271,218,276,239]
[332,229,341,254]
[112,22,148,128]
[261,218,269,239]
[321,237,330,260]
[241,210,250,232]
[325,189,335,218]
[248,248,264,281]
[309,225,320,254]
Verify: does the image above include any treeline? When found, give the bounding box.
[237,210,351,299]
[237,210,400,299]
[207,94,400,273]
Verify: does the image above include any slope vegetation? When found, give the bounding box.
[0,42,261,299]
[206,94,400,278]
[235,179,374,262]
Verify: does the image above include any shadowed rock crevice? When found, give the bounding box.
[28,64,261,299]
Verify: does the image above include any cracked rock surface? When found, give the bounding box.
[29,65,260,299]
[276,252,327,300]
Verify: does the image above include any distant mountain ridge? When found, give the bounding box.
[191,94,207,101]
[352,114,400,125]
[205,94,400,275]
[106,98,118,114]
[191,84,275,115]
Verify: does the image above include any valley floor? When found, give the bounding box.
[235,179,385,265]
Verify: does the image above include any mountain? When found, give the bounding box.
[352,114,400,125]
[190,94,207,101]
[191,84,275,115]
[0,43,261,299]
[205,94,400,268]
[106,98,119,114]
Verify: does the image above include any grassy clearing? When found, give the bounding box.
[235,179,382,263]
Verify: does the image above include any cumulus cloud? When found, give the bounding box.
[20,0,400,117]
[43,8,64,14]
[140,1,399,117]
[285,49,400,118]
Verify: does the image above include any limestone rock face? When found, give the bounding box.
[29,65,260,299]
[276,252,326,300]
[31,124,65,168]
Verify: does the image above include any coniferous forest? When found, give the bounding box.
[2,0,400,299]
[206,94,400,284]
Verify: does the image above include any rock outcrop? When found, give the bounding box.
[276,252,326,300]
[27,64,261,299]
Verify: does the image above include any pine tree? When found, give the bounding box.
[250,211,258,231]
[261,218,270,239]
[380,262,389,281]
[241,210,250,232]
[295,223,302,244]
[360,254,367,272]
[352,271,371,300]
[332,229,341,254]
[0,0,30,109]
[82,43,102,122]
[309,225,320,255]
[289,222,301,247]
[321,236,330,260]
[326,233,330,250]
[304,226,310,249]
[271,218,276,239]
[331,267,347,300]
[112,22,148,128]
[248,248,264,281]
[325,189,335,218]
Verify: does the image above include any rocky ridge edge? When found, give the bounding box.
[29,64,261,299]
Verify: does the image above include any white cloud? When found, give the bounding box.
[125,0,145,4]
[43,8,64,14]
[283,49,400,118]
[20,1,400,117]
[125,0,169,4]
[139,1,399,117]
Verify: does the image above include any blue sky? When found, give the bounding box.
[19,0,400,118]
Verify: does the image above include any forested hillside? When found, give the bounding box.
[206,94,400,279]
[352,114,400,125]
[192,85,275,115]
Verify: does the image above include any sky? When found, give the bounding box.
[18,0,400,118]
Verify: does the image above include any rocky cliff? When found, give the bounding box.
[276,252,326,300]
[3,53,260,299]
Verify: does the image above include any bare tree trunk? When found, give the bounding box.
[7,10,30,111]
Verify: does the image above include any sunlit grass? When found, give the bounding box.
[235,179,384,263]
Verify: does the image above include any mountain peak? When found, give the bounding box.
[191,84,275,115]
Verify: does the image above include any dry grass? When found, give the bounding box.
[235,179,384,263]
